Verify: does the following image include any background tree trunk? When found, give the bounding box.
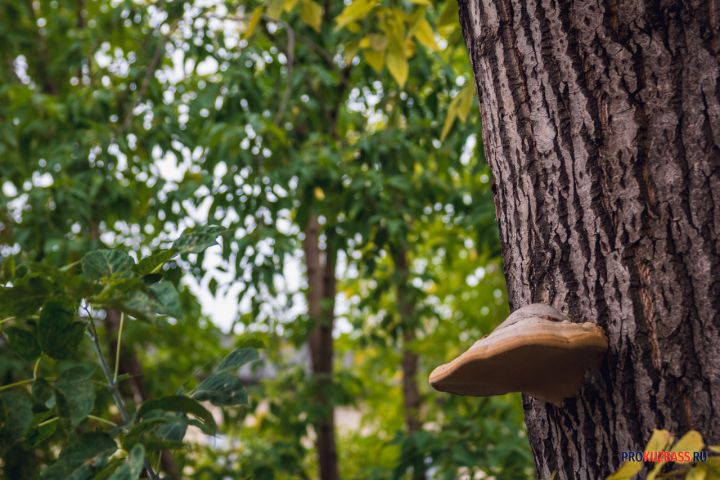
[457,0,720,478]
[303,216,339,480]
[393,246,425,480]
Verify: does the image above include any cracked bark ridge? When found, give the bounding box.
[457,0,720,478]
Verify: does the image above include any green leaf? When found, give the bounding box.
[6,326,41,361]
[172,225,226,254]
[193,371,248,406]
[192,348,258,406]
[37,300,85,360]
[148,281,182,317]
[136,395,217,435]
[26,410,58,447]
[0,275,53,317]
[54,365,95,428]
[234,334,266,349]
[32,378,54,407]
[107,444,145,480]
[123,415,188,450]
[155,415,190,443]
[39,432,117,480]
[217,347,259,370]
[134,249,176,275]
[82,250,135,280]
[111,281,181,320]
[0,392,33,445]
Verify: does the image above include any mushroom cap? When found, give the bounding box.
[429,304,608,405]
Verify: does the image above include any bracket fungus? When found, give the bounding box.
[429,304,608,405]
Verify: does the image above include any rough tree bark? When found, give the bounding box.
[393,246,425,480]
[457,0,720,478]
[303,215,339,480]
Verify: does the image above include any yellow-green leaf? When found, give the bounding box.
[646,429,674,452]
[300,0,323,32]
[385,43,408,88]
[383,9,406,49]
[335,0,376,29]
[647,430,705,480]
[647,463,663,480]
[456,83,476,122]
[344,40,360,65]
[441,84,476,141]
[267,0,285,20]
[367,33,387,51]
[672,430,705,456]
[687,465,708,480]
[441,103,457,142]
[364,49,385,73]
[413,18,440,51]
[243,7,263,40]
[644,429,676,480]
[606,461,643,480]
[438,0,458,29]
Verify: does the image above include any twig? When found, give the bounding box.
[87,414,118,428]
[0,378,34,392]
[33,358,41,379]
[113,312,125,384]
[36,417,59,428]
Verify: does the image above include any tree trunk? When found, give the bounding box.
[303,215,339,480]
[393,247,425,480]
[457,0,720,478]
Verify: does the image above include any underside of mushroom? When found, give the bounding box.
[429,304,608,405]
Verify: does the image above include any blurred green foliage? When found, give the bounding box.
[0,0,533,478]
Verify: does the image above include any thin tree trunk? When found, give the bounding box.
[458,0,720,477]
[303,215,339,480]
[393,247,425,480]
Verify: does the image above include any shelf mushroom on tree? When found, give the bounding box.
[429,304,608,405]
